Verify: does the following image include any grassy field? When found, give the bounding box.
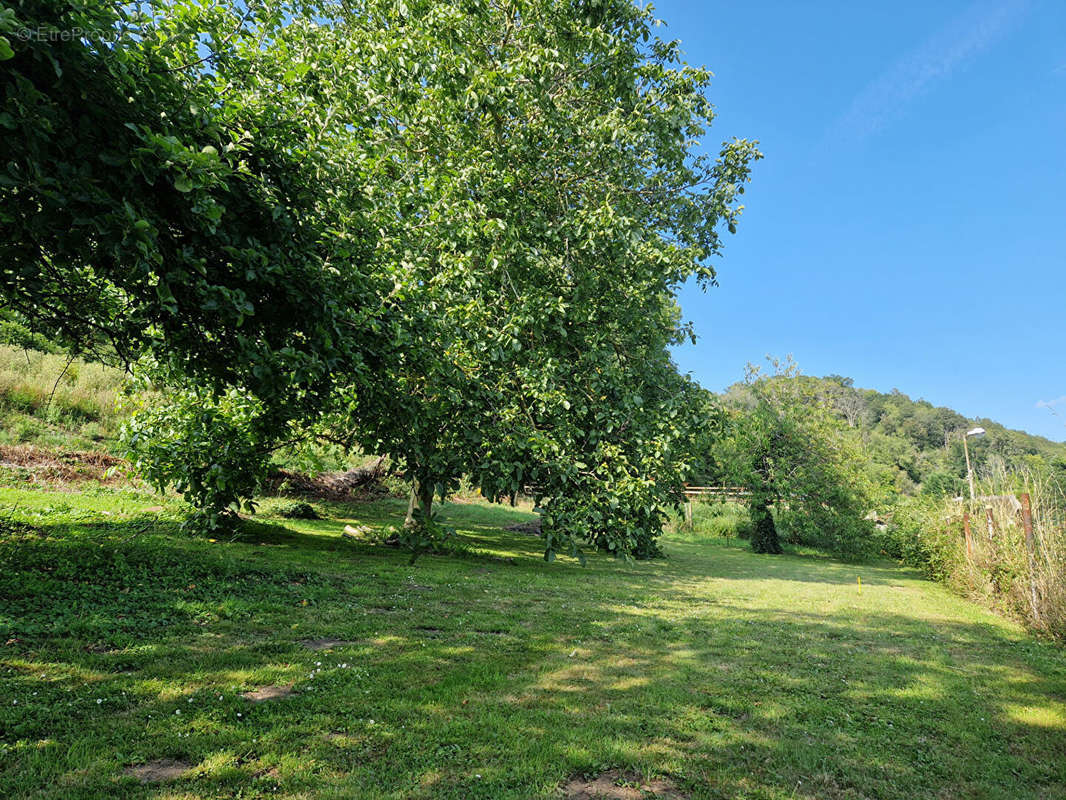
[1,487,1065,799]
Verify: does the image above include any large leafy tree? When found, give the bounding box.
[324,0,760,558]
[0,0,384,523]
[718,360,877,557]
[1,0,376,392]
[2,0,759,550]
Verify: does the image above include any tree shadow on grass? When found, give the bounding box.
[244,499,548,564]
[662,537,925,588]
[2,516,1065,799]
[330,605,1066,799]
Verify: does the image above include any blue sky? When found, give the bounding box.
[657,0,1066,441]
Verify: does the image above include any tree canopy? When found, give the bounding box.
[1,0,760,557]
[2,1,388,530]
[769,374,1066,497]
[1,0,378,399]
[327,0,759,557]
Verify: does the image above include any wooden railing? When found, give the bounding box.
[683,485,751,501]
[680,486,752,527]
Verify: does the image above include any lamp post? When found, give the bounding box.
[963,426,985,500]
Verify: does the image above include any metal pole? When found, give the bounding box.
[963,434,975,501]
[963,511,972,559]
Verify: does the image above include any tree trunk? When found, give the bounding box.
[418,480,434,521]
[404,479,437,565]
[750,496,782,554]
[404,485,418,528]
[404,479,434,527]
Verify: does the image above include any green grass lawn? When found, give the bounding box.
[1,487,1064,799]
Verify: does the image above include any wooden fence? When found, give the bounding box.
[680,485,752,527]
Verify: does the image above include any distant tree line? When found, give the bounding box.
[809,375,1066,496]
[697,364,1065,558]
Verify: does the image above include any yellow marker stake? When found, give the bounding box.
[857,576,862,594]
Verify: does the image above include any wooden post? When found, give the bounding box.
[684,499,693,529]
[1020,493,1034,550]
[963,511,972,559]
[985,506,995,540]
[1019,493,1040,624]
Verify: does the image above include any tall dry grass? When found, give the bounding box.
[1012,469,1066,637]
[890,463,1066,640]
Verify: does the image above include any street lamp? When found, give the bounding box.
[963,426,985,500]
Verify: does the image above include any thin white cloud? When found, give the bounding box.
[1036,396,1066,409]
[833,0,1029,141]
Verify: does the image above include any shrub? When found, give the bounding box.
[276,502,320,520]
[123,388,272,533]
[750,499,783,554]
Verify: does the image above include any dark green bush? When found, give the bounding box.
[749,500,782,554]
[276,502,320,520]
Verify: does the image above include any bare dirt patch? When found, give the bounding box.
[0,445,129,485]
[562,769,687,800]
[124,759,193,784]
[366,604,397,614]
[242,684,295,703]
[505,518,542,536]
[300,637,357,651]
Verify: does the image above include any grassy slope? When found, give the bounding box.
[1,488,1064,799]
[0,346,127,451]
